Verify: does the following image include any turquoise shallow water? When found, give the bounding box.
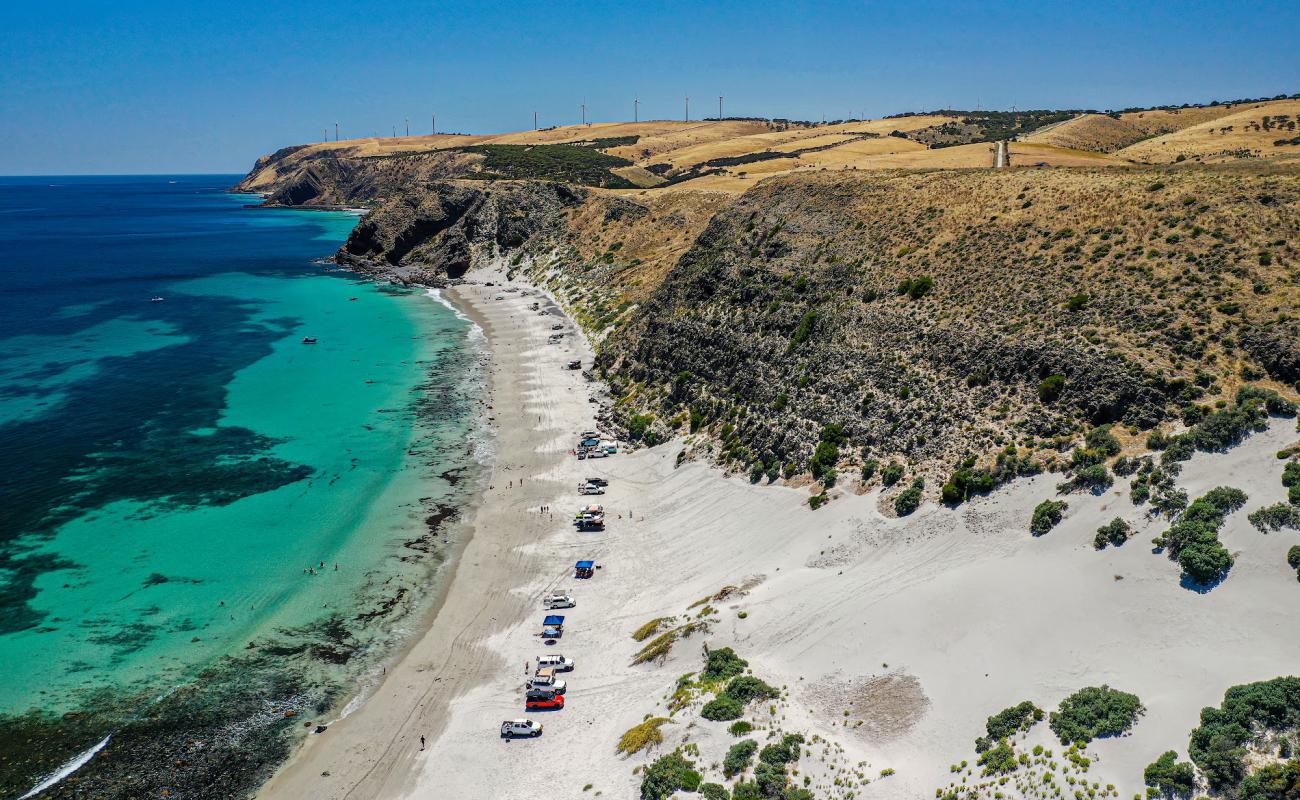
[0,177,480,796]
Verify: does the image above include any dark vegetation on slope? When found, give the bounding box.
[597,168,1299,497]
[887,110,1080,146]
[456,143,637,188]
[1183,676,1300,795]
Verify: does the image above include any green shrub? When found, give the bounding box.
[985,701,1045,742]
[1048,685,1143,745]
[759,733,804,766]
[701,695,745,721]
[724,675,779,703]
[1248,503,1300,533]
[730,781,760,800]
[1180,538,1233,584]
[1057,464,1113,494]
[1143,751,1196,799]
[699,783,729,800]
[942,466,996,504]
[1153,487,1246,584]
[1093,518,1131,549]
[728,720,754,737]
[1188,676,1300,792]
[1031,500,1068,536]
[723,739,759,778]
[894,482,924,516]
[810,441,840,482]
[1038,374,1066,403]
[860,459,878,482]
[1288,545,1300,569]
[702,647,748,682]
[1283,461,1300,488]
[881,462,904,487]
[978,740,1019,775]
[904,275,934,299]
[641,750,702,800]
[1239,759,1300,800]
[628,413,655,442]
[754,762,789,797]
[1065,293,1089,311]
[1085,424,1122,456]
[788,311,817,352]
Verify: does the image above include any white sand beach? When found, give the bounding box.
[261,271,1300,800]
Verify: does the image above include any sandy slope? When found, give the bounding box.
[261,268,1300,800]
[400,411,1299,800]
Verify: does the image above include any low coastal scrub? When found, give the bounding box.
[1249,502,1300,533]
[632,619,709,665]
[977,740,1018,775]
[701,675,779,721]
[1048,685,1144,745]
[1056,463,1113,495]
[941,448,1037,506]
[977,701,1044,752]
[1159,387,1295,468]
[1093,517,1132,549]
[894,478,925,516]
[723,739,758,778]
[881,462,905,487]
[632,617,674,642]
[1186,676,1300,793]
[699,783,729,800]
[1152,486,1247,585]
[617,717,671,755]
[1143,750,1196,799]
[640,750,702,800]
[701,647,748,682]
[1030,500,1068,536]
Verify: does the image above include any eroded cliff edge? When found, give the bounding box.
[233,145,1300,502]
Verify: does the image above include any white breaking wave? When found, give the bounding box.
[20,735,111,799]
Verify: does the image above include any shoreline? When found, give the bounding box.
[253,264,1300,800]
[256,265,598,798]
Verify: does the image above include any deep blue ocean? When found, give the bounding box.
[0,176,480,797]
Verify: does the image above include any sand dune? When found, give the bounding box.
[250,270,1300,800]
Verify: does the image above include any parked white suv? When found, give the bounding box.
[578,483,604,495]
[543,592,575,609]
[536,654,574,671]
[500,719,543,738]
[528,673,567,692]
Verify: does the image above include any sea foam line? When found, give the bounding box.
[20,735,112,799]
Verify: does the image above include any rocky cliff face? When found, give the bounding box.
[336,180,588,282]
[597,167,1298,484]
[233,147,1299,491]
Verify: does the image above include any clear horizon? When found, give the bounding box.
[3,0,1297,174]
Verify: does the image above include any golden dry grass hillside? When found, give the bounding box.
[238,112,1143,200]
[1020,99,1300,163]
[1117,99,1300,163]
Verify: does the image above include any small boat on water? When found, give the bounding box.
[150,296,165,302]
[302,337,318,344]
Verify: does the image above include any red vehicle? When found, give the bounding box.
[525,694,565,711]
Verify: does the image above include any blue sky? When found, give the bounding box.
[2,0,1295,174]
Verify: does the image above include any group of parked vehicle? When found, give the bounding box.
[501,449,611,738]
[576,430,617,460]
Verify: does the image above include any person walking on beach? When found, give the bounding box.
[419,735,425,751]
